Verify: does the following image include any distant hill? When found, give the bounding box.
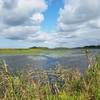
[29,46,49,49]
[52,45,100,49]
[29,46,71,50]
[75,45,100,49]
[30,45,100,49]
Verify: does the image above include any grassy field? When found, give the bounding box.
[0,48,48,55]
[0,48,73,56]
[0,54,100,100]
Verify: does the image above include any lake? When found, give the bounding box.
[0,49,100,73]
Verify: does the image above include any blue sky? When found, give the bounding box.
[0,0,100,48]
[42,0,63,32]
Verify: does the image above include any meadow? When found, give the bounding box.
[0,48,47,55]
[0,51,100,100]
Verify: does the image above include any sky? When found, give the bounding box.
[0,0,100,48]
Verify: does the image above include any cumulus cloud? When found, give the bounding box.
[0,0,48,42]
[58,0,100,25]
[0,0,47,26]
[56,0,100,47]
[31,13,44,25]
[0,0,100,48]
[1,26,40,40]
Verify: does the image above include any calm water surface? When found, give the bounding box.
[0,49,100,72]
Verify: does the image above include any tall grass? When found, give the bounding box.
[0,53,100,100]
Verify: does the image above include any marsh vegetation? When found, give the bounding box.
[0,50,100,100]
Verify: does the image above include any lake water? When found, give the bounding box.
[0,49,100,73]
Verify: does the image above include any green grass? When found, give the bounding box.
[0,54,100,100]
[0,48,83,58]
[0,48,47,55]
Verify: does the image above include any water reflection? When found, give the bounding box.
[0,49,100,73]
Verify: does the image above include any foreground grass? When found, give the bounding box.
[0,57,100,100]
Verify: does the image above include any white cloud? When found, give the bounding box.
[0,0,100,48]
[57,0,100,47]
[0,0,47,26]
[0,0,48,43]
[27,32,55,43]
[1,26,40,40]
[31,13,44,25]
[58,0,100,25]
[17,0,47,13]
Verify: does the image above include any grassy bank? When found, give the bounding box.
[0,48,72,55]
[0,48,47,55]
[0,56,100,100]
